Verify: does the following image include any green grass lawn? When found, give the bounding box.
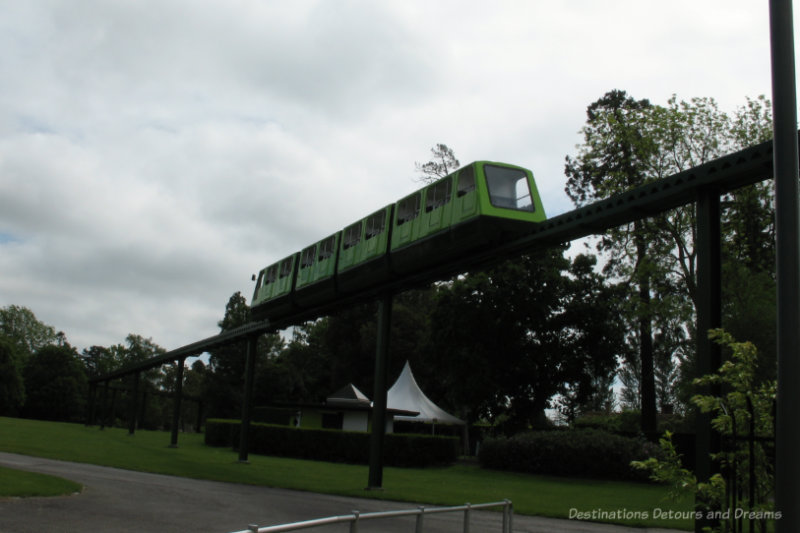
[0,466,82,498]
[0,417,693,530]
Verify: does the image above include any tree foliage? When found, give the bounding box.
[428,249,625,433]
[633,330,777,531]
[565,89,661,431]
[0,305,58,360]
[415,143,460,182]
[0,337,25,416]
[22,344,87,422]
[204,291,283,419]
[565,90,775,424]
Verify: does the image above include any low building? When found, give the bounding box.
[253,383,417,433]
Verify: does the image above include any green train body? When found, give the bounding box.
[251,161,546,320]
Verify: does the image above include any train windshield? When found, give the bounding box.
[484,165,534,212]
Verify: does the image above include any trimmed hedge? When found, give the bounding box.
[478,428,661,482]
[205,419,458,467]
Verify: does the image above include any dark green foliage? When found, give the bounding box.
[0,337,25,415]
[205,419,458,467]
[204,292,284,419]
[479,428,659,482]
[572,411,643,434]
[0,305,58,360]
[22,344,87,422]
[429,250,624,434]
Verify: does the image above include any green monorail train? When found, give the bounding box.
[251,161,546,320]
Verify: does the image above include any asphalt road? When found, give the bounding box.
[0,452,683,533]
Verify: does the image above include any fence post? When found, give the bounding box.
[350,510,360,533]
[247,524,258,532]
[502,500,511,533]
[463,503,471,533]
[415,506,425,533]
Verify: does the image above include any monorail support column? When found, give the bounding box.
[238,335,258,463]
[694,186,722,533]
[169,357,186,448]
[368,293,393,490]
[128,372,140,436]
[770,0,800,530]
[86,382,96,426]
[100,380,109,430]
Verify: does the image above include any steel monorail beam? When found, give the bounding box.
[88,319,272,384]
[90,135,783,389]
[259,137,779,333]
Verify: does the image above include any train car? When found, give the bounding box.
[293,232,340,307]
[251,253,298,318]
[336,205,394,293]
[250,161,545,321]
[389,161,546,274]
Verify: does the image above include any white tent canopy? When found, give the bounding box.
[387,361,464,425]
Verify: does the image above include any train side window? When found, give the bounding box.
[425,179,452,212]
[265,265,278,284]
[397,193,421,226]
[485,165,535,212]
[365,210,386,240]
[279,257,293,278]
[318,235,336,261]
[343,222,362,249]
[457,166,476,197]
[300,246,316,269]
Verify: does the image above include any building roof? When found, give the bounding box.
[326,383,371,408]
[387,361,465,425]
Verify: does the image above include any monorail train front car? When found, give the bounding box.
[250,161,546,321]
[389,161,546,274]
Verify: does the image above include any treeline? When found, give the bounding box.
[0,305,204,429]
[0,91,778,440]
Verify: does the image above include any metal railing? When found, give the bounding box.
[230,500,513,533]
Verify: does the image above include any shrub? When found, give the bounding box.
[573,411,641,434]
[204,419,458,467]
[479,428,660,481]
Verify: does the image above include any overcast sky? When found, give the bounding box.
[0,1,790,353]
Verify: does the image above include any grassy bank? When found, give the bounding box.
[0,466,82,498]
[0,417,692,529]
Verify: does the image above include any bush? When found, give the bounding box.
[478,428,660,481]
[205,419,458,467]
[573,410,693,436]
[573,411,641,434]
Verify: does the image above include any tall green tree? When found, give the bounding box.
[565,89,661,432]
[204,291,283,418]
[565,90,774,426]
[80,345,119,378]
[22,344,87,422]
[428,249,624,434]
[0,305,58,360]
[0,337,25,416]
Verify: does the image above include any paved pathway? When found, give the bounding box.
[0,452,684,533]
